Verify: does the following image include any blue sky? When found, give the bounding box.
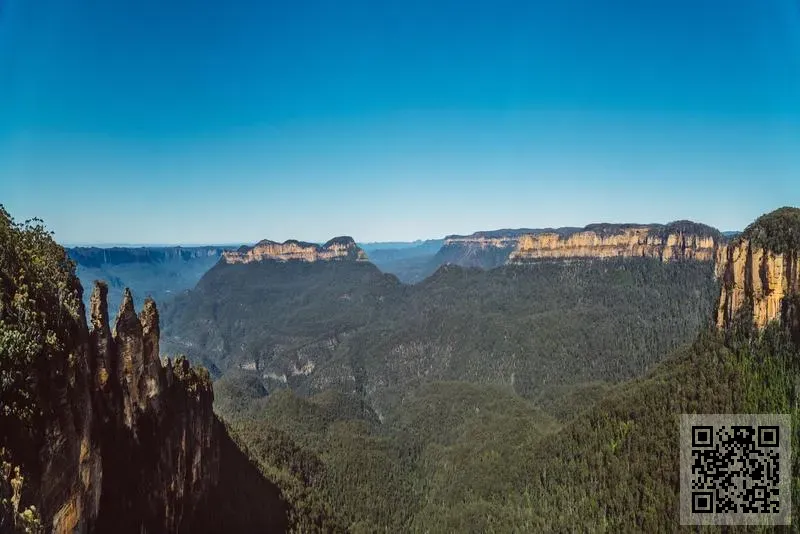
[1,0,799,244]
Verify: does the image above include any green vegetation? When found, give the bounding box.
[1,449,42,534]
[161,259,402,374]
[217,320,799,532]
[654,220,723,240]
[5,204,799,532]
[740,206,800,255]
[164,256,720,416]
[0,205,83,465]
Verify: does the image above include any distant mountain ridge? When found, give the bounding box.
[434,220,725,270]
[222,236,368,264]
[69,245,228,268]
[510,221,722,263]
[364,239,445,283]
[67,245,234,316]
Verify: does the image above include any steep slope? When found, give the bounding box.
[410,330,798,533]
[68,245,230,316]
[431,228,564,270]
[163,233,719,414]
[429,221,722,273]
[509,221,722,263]
[407,210,798,532]
[715,207,800,338]
[0,208,291,533]
[212,208,798,532]
[222,236,367,263]
[161,242,402,376]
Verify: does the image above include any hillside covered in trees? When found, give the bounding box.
[3,205,798,533]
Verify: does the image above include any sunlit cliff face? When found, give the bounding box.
[715,240,800,330]
[509,227,718,263]
[222,237,367,264]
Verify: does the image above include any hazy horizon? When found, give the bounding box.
[59,219,747,249]
[3,0,798,243]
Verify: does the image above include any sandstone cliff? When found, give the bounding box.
[1,279,288,533]
[433,222,720,269]
[222,236,368,264]
[0,280,219,533]
[714,207,800,336]
[509,223,720,263]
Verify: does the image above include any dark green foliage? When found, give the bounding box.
[216,380,563,533]
[229,326,794,532]
[166,256,719,415]
[652,220,723,240]
[161,259,402,374]
[530,381,615,421]
[213,369,269,415]
[0,205,84,464]
[739,206,800,255]
[580,220,721,240]
[428,243,515,270]
[212,263,798,532]
[400,260,718,398]
[502,327,799,533]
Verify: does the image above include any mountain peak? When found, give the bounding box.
[222,236,368,264]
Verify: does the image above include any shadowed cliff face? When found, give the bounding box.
[2,270,288,532]
[5,280,219,534]
[90,284,219,534]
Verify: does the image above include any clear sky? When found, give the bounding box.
[1,0,799,244]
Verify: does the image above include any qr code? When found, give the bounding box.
[680,414,792,526]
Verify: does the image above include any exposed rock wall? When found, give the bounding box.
[509,227,718,263]
[91,285,218,534]
[4,282,220,534]
[223,236,368,264]
[715,240,800,331]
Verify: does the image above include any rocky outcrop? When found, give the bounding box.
[2,280,220,533]
[1,208,294,534]
[715,240,800,331]
[69,245,232,325]
[222,236,368,264]
[433,223,721,269]
[714,208,800,337]
[509,225,719,263]
[92,283,218,534]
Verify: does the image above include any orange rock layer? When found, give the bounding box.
[509,227,718,263]
[222,237,367,264]
[715,240,800,330]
